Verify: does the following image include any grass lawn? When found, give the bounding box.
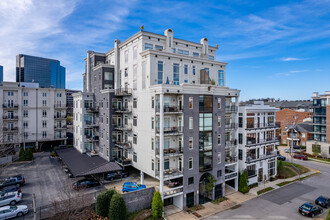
[257,187,274,195]
[310,156,330,163]
[128,209,151,220]
[276,173,319,187]
[277,160,309,178]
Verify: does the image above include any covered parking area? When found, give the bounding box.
[56,148,122,181]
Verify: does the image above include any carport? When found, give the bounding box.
[56,148,122,179]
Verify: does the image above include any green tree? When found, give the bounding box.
[95,189,116,217]
[109,193,127,220]
[277,160,283,177]
[205,174,216,198]
[238,170,249,193]
[152,191,163,219]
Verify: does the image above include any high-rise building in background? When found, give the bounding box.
[0,65,3,84]
[71,28,240,209]
[16,54,66,89]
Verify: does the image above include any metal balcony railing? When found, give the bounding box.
[2,104,18,108]
[156,126,183,135]
[155,147,183,157]
[85,106,99,113]
[114,123,132,131]
[246,138,278,147]
[115,88,132,96]
[155,169,183,179]
[114,157,132,166]
[246,123,277,130]
[156,106,183,113]
[246,151,278,163]
[54,115,66,119]
[54,104,66,109]
[225,123,238,130]
[114,141,132,149]
[164,187,183,197]
[225,156,237,164]
[3,116,18,120]
[225,105,238,113]
[3,127,18,132]
[114,106,132,113]
[225,172,238,180]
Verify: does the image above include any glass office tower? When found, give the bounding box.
[0,65,3,84]
[16,54,65,89]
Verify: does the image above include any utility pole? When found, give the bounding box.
[33,193,37,220]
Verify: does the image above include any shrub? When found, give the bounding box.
[19,148,33,161]
[248,183,258,189]
[326,209,330,220]
[96,189,116,217]
[205,175,216,198]
[152,191,163,219]
[109,193,127,220]
[238,170,249,193]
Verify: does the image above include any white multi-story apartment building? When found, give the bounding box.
[0,82,67,152]
[73,28,240,209]
[237,101,278,185]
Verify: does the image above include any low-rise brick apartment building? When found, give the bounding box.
[281,122,313,147]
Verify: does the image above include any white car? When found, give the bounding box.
[0,192,22,207]
[0,205,28,219]
[284,148,297,153]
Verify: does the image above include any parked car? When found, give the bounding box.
[64,168,70,173]
[122,182,146,193]
[0,192,22,207]
[0,186,21,197]
[315,196,330,208]
[298,203,323,218]
[168,179,181,188]
[105,171,129,181]
[0,205,29,219]
[284,148,297,153]
[68,173,73,178]
[0,175,25,189]
[277,154,286,161]
[293,145,302,150]
[72,179,100,190]
[293,154,308,160]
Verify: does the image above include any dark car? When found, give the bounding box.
[0,175,25,189]
[299,203,323,218]
[0,186,21,197]
[168,179,181,188]
[72,179,100,190]
[293,154,308,160]
[105,171,129,181]
[277,154,286,161]
[315,196,330,208]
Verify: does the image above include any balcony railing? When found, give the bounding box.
[85,135,99,142]
[225,172,238,180]
[85,121,99,127]
[3,127,18,132]
[225,123,238,130]
[163,186,183,198]
[156,106,183,113]
[54,104,66,109]
[246,138,278,147]
[86,106,99,113]
[114,141,132,149]
[114,157,132,166]
[156,147,183,157]
[114,123,132,131]
[2,104,18,109]
[225,156,237,164]
[246,123,277,130]
[115,88,132,96]
[225,139,237,148]
[3,116,18,120]
[54,125,67,130]
[114,106,132,113]
[54,115,66,119]
[246,151,278,163]
[225,105,238,113]
[155,169,183,179]
[156,126,183,135]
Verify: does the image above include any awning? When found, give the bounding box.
[56,148,122,177]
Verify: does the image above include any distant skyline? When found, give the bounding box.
[0,0,329,100]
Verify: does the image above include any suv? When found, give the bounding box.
[293,154,308,160]
[105,171,129,181]
[315,196,330,208]
[0,192,22,207]
[0,186,21,198]
[0,175,25,189]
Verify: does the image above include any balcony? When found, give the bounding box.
[54,115,66,119]
[225,172,238,180]
[3,127,18,132]
[245,151,278,163]
[114,141,132,149]
[246,123,277,130]
[225,139,237,148]
[155,147,183,158]
[114,106,132,114]
[86,106,99,113]
[163,186,184,199]
[156,169,183,180]
[225,123,238,130]
[114,123,132,131]
[55,136,66,140]
[114,157,132,166]
[85,121,99,127]
[225,105,238,113]
[2,104,18,109]
[3,116,18,120]
[54,104,66,109]
[313,112,326,116]
[54,125,67,130]
[246,138,278,147]
[85,135,99,142]
[225,156,237,164]
[115,88,132,96]
[156,105,183,114]
[156,126,183,136]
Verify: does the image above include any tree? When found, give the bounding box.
[238,170,249,193]
[205,174,216,199]
[95,189,116,217]
[277,160,283,177]
[109,193,127,220]
[152,191,163,219]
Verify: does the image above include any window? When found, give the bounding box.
[173,63,180,85]
[133,134,137,144]
[133,45,138,60]
[217,170,222,177]
[204,68,210,76]
[57,93,62,97]
[178,49,183,54]
[183,50,189,56]
[188,177,194,185]
[42,110,47,117]
[133,64,137,90]
[125,50,128,63]
[42,121,47,128]
[189,137,193,149]
[268,159,276,176]
[151,117,154,129]
[23,92,28,96]
[312,144,321,154]
[184,64,188,74]
[193,52,199,57]
[157,61,163,84]
[124,68,128,77]
[104,72,112,80]
[42,92,47,97]
[8,91,14,96]
[151,138,154,150]
[302,133,306,138]
[239,117,243,127]
[209,55,215,60]
[189,97,193,109]
[218,134,221,145]
[42,131,47,138]
[189,117,193,129]
[184,79,188,83]
[133,116,137,126]
[192,66,196,75]
[172,48,176,53]
[23,100,28,106]
[217,152,221,164]
[189,157,193,170]
[152,159,154,171]
[42,100,47,106]
[151,97,154,108]
[23,110,28,117]
[247,164,256,177]
[239,133,243,144]
[218,70,224,86]
[217,98,221,109]
[133,152,137,162]
[23,121,28,128]
[155,45,163,50]
[144,43,153,50]
[218,116,221,127]
[133,98,137,108]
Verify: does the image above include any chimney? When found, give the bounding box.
[114,39,121,90]
[164,28,174,52]
[200,38,209,58]
[86,51,92,92]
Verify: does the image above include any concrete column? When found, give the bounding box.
[159,93,164,200]
[86,51,91,92]
[140,171,144,185]
[114,40,121,90]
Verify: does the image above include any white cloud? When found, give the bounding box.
[281,57,304,61]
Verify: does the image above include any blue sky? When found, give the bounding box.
[0,0,329,101]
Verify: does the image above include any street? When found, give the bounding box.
[207,157,330,220]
